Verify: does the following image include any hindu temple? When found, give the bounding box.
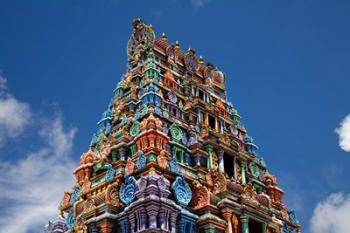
[45,18,301,233]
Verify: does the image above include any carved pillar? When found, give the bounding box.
[218,149,224,173]
[232,213,239,233]
[129,213,136,233]
[195,155,201,167]
[221,208,233,233]
[111,150,118,163]
[206,145,214,169]
[139,209,147,231]
[146,205,158,228]
[240,161,247,185]
[170,212,178,233]
[158,208,169,230]
[119,147,127,161]
[205,112,209,126]
[233,156,237,181]
[118,214,129,233]
[262,222,267,233]
[240,215,249,233]
[177,217,186,233]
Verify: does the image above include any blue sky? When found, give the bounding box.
[0,1,350,233]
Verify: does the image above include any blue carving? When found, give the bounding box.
[105,164,116,182]
[135,151,146,169]
[141,106,149,116]
[288,210,299,224]
[163,109,169,119]
[98,108,113,135]
[135,111,142,120]
[70,187,80,205]
[244,134,258,154]
[118,215,130,233]
[169,156,181,174]
[155,106,162,116]
[171,176,192,206]
[90,133,98,146]
[181,134,188,145]
[120,114,129,126]
[183,153,190,165]
[177,213,197,233]
[65,211,75,229]
[119,175,137,205]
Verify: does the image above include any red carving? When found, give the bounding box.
[190,180,210,210]
[134,114,169,154]
[157,149,169,169]
[125,157,135,174]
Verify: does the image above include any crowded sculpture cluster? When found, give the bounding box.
[45,18,301,233]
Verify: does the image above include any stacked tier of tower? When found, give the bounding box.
[52,19,301,233]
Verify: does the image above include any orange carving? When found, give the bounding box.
[206,170,227,194]
[105,180,122,207]
[157,150,169,169]
[190,180,210,210]
[125,157,135,174]
[135,114,169,154]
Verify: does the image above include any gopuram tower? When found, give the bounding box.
[46,19,301,233]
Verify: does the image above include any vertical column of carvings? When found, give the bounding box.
[240,215,249,233]
[129,213,136,233]
[146,204,159,228]
[118,214,130,233]
[232,214,239,233]
[262,222,267,233]
[221,208,233,233]
[218,149,224,173]
[170,212,178,233]
[240,161,247,185]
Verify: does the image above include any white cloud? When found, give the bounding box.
[310,193,350,233]
[335,114,350,152]
[191,0,210,9]
[0,116,77,233]
[0,73,31,145]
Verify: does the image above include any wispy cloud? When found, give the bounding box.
[0,116,76,233]
[310,193,350,233]
[335,113,350,152]
[0,71,77,233]
[191,0,211,9]
[0,72,32,145]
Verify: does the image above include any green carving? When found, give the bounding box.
[130,144,138,156]
[141,106,149,115]
[148,153,157,162]
[249,162,260,178]
[116,167,124,174]
[114,131,122,139]
[163,109,169,119]
[169,123,183,142]
[130,121,141,137]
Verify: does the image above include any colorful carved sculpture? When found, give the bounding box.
[47,18,301,233]
[172,176,192,206]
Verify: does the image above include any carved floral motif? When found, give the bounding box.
[190,180,210,210]
[105,180,122,207]
[125,157,135,174]
[171,176,192,206]
[157,149,169,169]
[206,170,227,194]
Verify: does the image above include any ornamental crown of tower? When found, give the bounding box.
[46,18,301,233]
